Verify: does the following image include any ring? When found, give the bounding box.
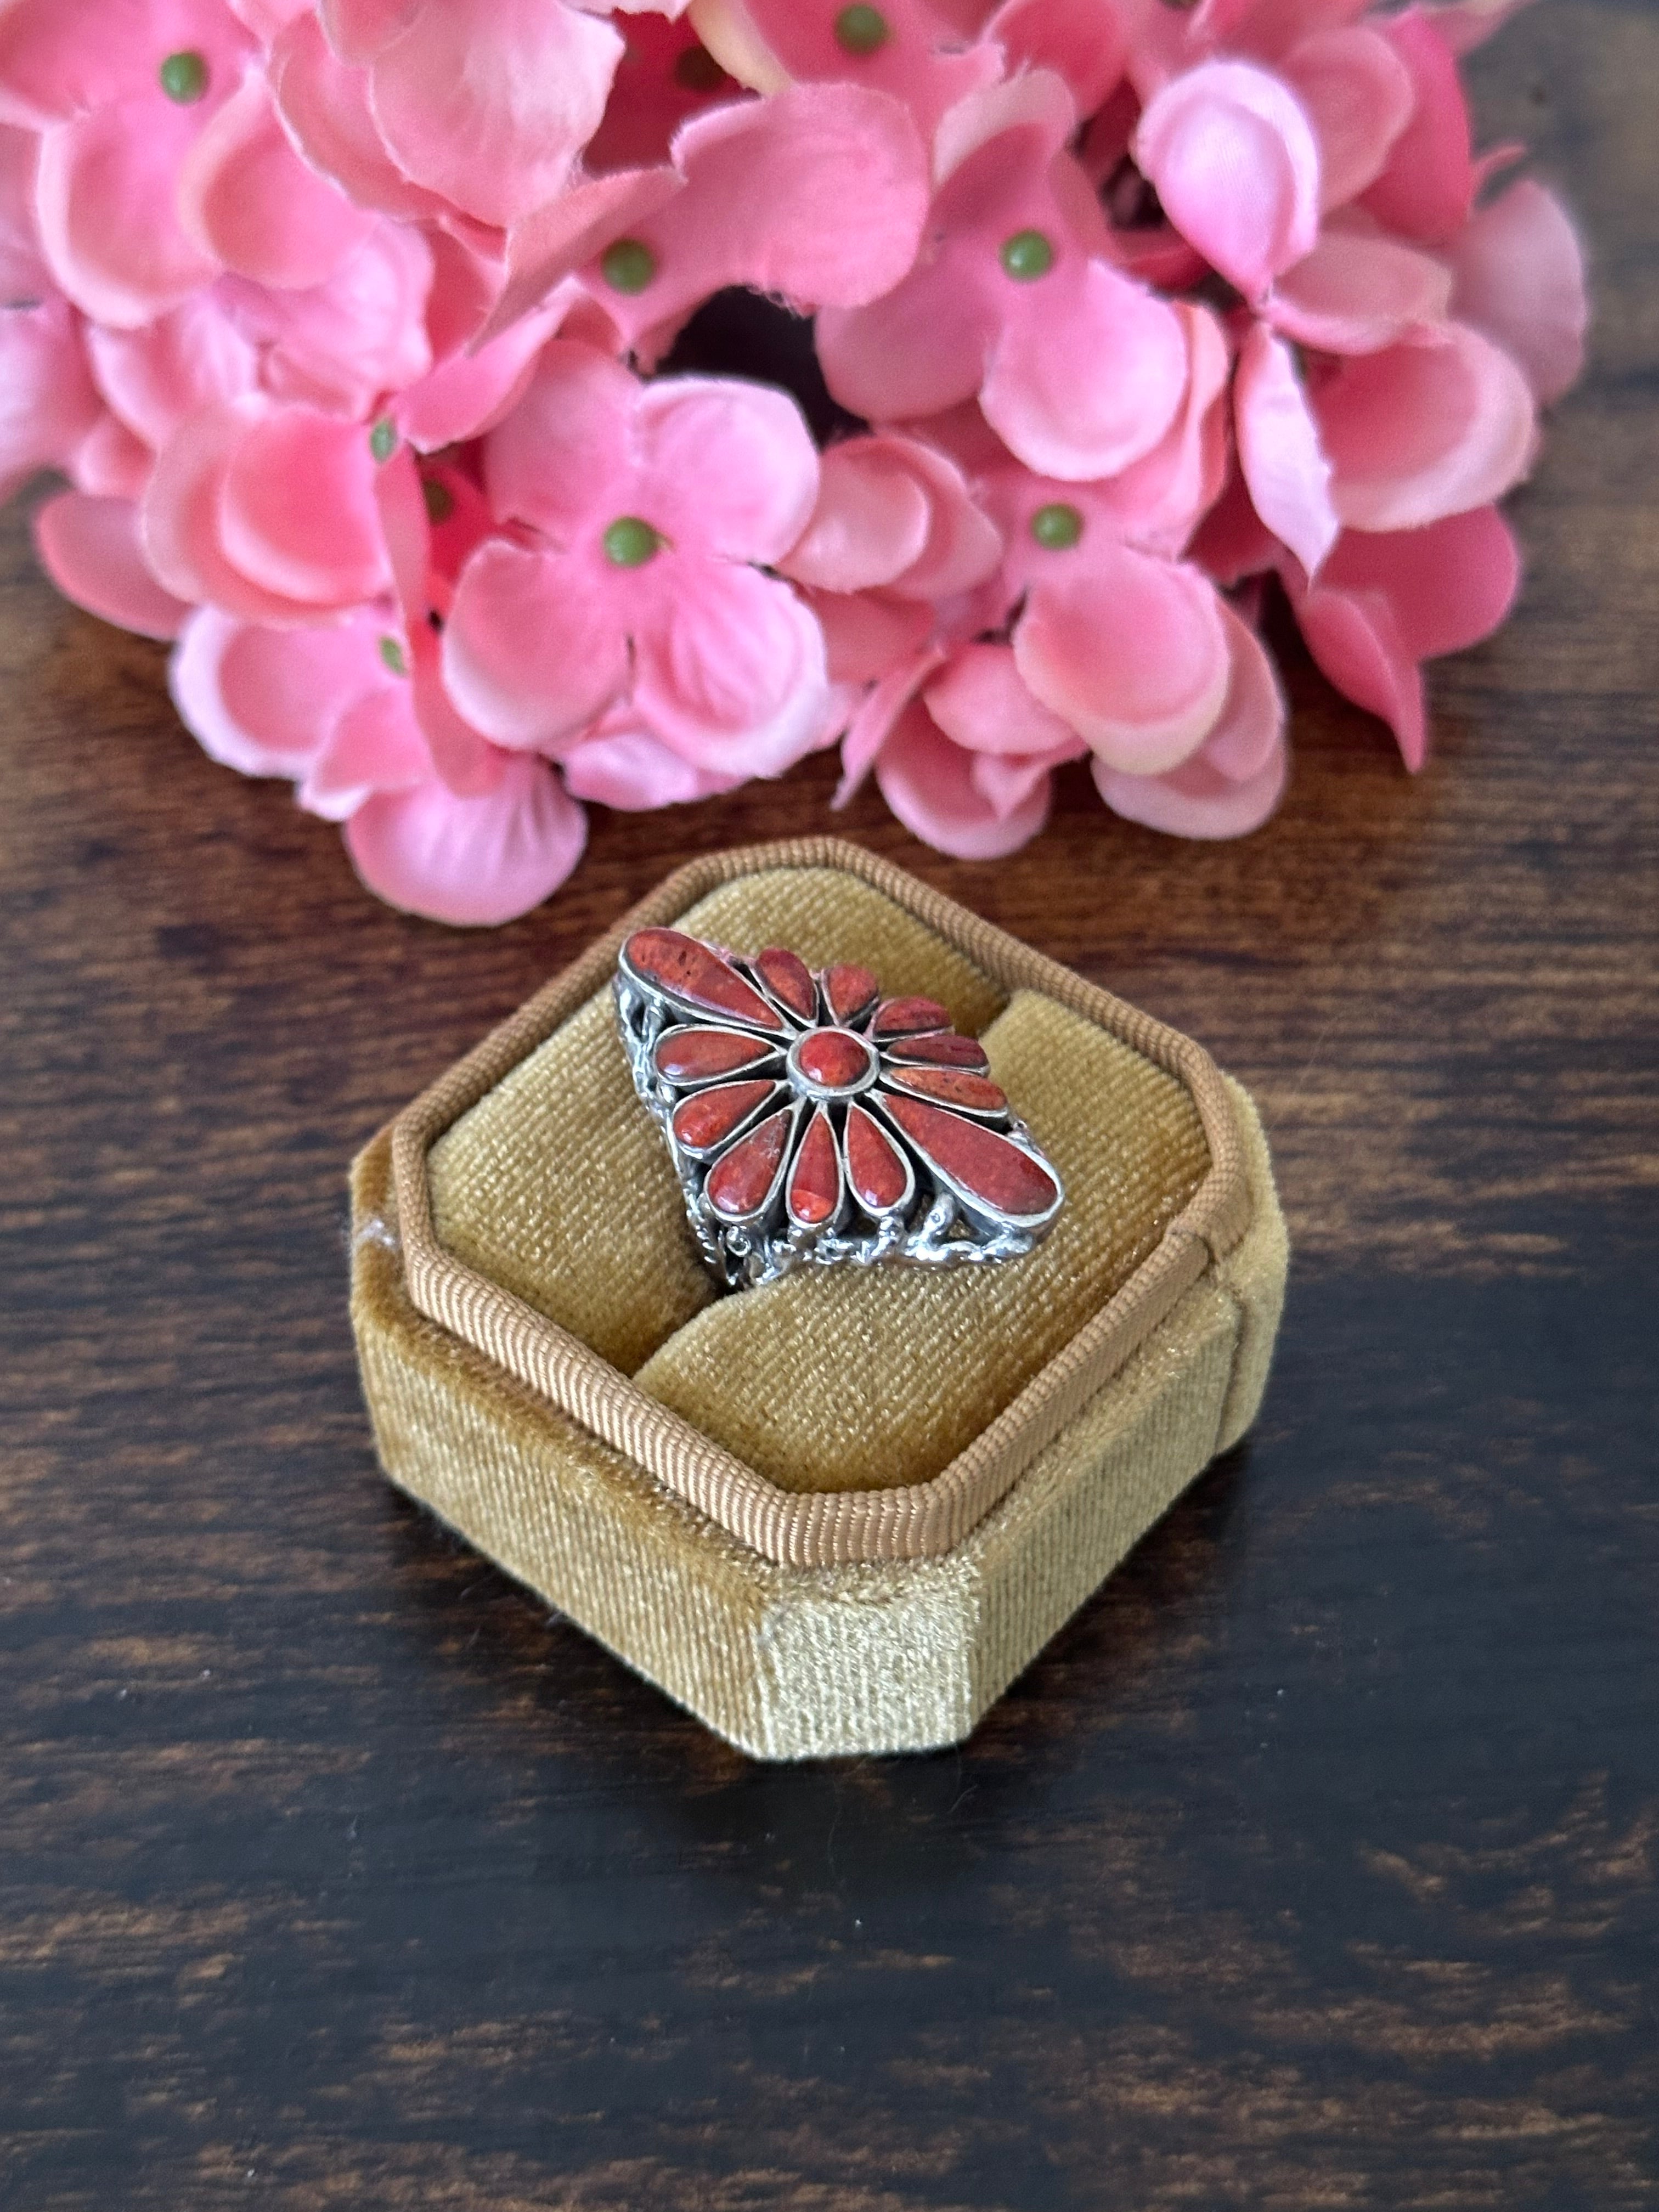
[614,927,1064,1290]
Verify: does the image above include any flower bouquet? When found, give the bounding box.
[0,0,1586,922]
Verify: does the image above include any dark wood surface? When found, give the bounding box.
[3,10,1656,2206]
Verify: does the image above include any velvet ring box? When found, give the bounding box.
[350,838,1288,1760]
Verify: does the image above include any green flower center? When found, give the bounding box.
[601,238,657,294]
[603,516,661,568]
[1030,502,1084,550]
[421,477,456,524]
[1000,228,1055,280]
[379,636,408,676]
[369,417,398,462]
[834,4,890,54]
[159,50,208,103]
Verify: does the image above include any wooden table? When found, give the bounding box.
[3,11,1655,2205]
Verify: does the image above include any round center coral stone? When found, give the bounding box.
[789,1028,877,1097]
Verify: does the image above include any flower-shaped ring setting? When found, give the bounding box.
[615,927,1064,1289]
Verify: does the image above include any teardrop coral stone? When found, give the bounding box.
[844,1103,911,1214]
[788,1108,841,1227]
[671,1079,776,1153]
[624,928,784,1031]
[883,1032,990,1070]
[655,1027,778,1083]
[880,1094,1060,1222]
[754,946,817,1022]
[822,962,880,1027]
[707,1109,793,1220]
[795,1029,873,1089]
[883,1066,1009,1116]
[871,995,951,1040]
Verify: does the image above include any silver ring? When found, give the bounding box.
[614,927,1065,1290]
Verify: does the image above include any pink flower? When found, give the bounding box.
[444,341,832,780]
[1284,503,1520,769]
[817,72,1189,481]
[141,392,397,621]
[167,445,587,922]
[0,0,259,324]
[488,80,930,365]
[695,0,1002,139]
[0,295,102,500]
[273,0,628,233]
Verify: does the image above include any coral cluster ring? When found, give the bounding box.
[614,927,1064,1290]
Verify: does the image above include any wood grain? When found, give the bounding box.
[2,7,1656,2205]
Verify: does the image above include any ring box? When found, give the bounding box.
[350,838,1288,1759]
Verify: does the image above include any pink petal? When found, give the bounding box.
[1314,321,1537,532]
[1234,322,1339,580]
[1293,576,1425,765]
[932,66,1077,187]
[1418,0,1536,57]
[364,0,623,228]
[1093,725,1289,838]
[1133,60,1321,300]
[482,340,633,541]
[345,754,588,926]
[269,13,447,221]
[320,0,421,67]
[0,0,253,124]
[888,438,1005,599]
[1316,504,1520,659]
[1194,599,1285,781]
[170,605,387,777]
[1280,26,1414,210]
[634,375,820,564]
[407,623,506,798]
[0,123,48,297]
[300,678,430,819]
[632,560,830,777]
[969,744,1079,822]
[779,439,933,594]
[1358,12,1473,245]
[1269,225,1453,354]
[36,104,222,326]
[487,165,679,345]
[0,297,101,500]
[834,640,945,803]
[177,68,376,289]
[986,0,1133,119]
[816,255,994,425]
[733,0,1000,142]
[71,414,153,501]
[594,83,932,354]
[1080,299,1231,558]
[143,399,325,621]
[87,298,259,449]
[983,256,1189,481]
[1446,178,1588,407]
[810,587,934,686]
[875,700,1051,861]
[33,490,191,640]
[218,405,393,607]
[224,218,433,418]
[443,540,627,748]
[1189,461,1285,586]
[923,643,1079,757]
[1015,544,1232,773]
[561,726,744,809]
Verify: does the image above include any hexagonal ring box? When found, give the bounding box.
[349,839,1288,1759]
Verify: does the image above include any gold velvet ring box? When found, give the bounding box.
[349,839,1288,1760]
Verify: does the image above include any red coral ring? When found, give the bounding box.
[615,926,1064,1289]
